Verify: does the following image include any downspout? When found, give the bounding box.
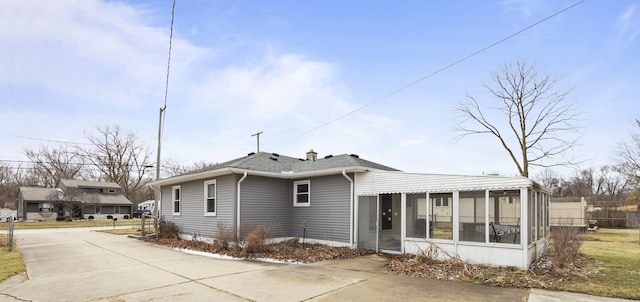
[237,172,248,241]
[342,170,354,247]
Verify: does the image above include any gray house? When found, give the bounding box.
[151,150,550,269]
[18,179,133,221]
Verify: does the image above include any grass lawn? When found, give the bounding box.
[97,226,157,235]
[0,235,26,283]
[561,228,640,299]
[0,219,143,230]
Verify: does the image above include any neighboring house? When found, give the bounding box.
[17,179,133,221]
[549,196,588,229]
[0,208,17,222]
[151,150,550,269]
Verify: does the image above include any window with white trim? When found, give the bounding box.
[204,180,216,216]
[293,180,310,207]
[172,185,181,215]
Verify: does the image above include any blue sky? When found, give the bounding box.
[1,0,639,178]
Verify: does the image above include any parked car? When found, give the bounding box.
[132,209,152,218]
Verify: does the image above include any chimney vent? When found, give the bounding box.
[306,149,317,161]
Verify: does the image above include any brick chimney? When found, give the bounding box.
[306,149,317,161]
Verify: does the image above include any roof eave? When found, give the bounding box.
[149,166,372,187]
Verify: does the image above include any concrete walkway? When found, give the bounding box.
[0,228,633,302]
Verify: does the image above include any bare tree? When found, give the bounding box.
[24,145,84,188]
[564,168,595,197]
[47,187,97,221]
[594,165,630,201]
[617,119,640,183]
[456,60,582,177]
[80,125,151,201]
[162,157,217,178]
[0,163,19,208]
[534,168,563,196]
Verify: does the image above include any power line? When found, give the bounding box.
[0,133,92,145]
[267,0,587,149]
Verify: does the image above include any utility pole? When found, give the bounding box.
[251,131,263,153]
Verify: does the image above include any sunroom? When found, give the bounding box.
[354,171,550,269]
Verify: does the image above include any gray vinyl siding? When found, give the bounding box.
[161,174,236,238]
[159,172,352,243]
[290,174,351,243]
[239,175,290,238]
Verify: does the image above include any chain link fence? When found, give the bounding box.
[589,211,640,228]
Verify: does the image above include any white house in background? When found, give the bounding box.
[137,200,156,211]
[151,150,550,269]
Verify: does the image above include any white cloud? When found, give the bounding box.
[500,0,542,17]
[616,5,639,46]
[0,0,206,109]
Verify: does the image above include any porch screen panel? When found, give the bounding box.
[529,190,536,244]
[429,193,453,240]
[406,193,427,239]
[357,196,377,250]
[459,191,486,242]
[489,190,521,244]
[537,192,544,239]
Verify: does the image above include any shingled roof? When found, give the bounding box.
[154,151,398,186]
[188,152,397,174]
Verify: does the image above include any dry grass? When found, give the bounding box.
[559,229,640,299]
[0,234,26,283]
[97,227,145,235]
[0,219,141,230]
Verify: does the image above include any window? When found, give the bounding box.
[39,203,54,212]
[293,180,310,207]
[172,185,181,215]
[204,180,216,216]
[107,188,116,194]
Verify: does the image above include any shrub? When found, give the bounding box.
[56,217,66,221]
[215,222,233,249]
[157,220,179,239]
[545,226,584,270]
[241,224,272,256]
[106,215,113,219]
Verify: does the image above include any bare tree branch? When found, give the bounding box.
[455,60,582,177]
[616,119,640,183]
[79,125,152,201]
[24,145,84,188]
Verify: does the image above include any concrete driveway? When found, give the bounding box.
[0,228,630,302]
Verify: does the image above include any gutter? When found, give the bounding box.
[236,172,248,241]
[342,170,354,247]
[149,166,371,187]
